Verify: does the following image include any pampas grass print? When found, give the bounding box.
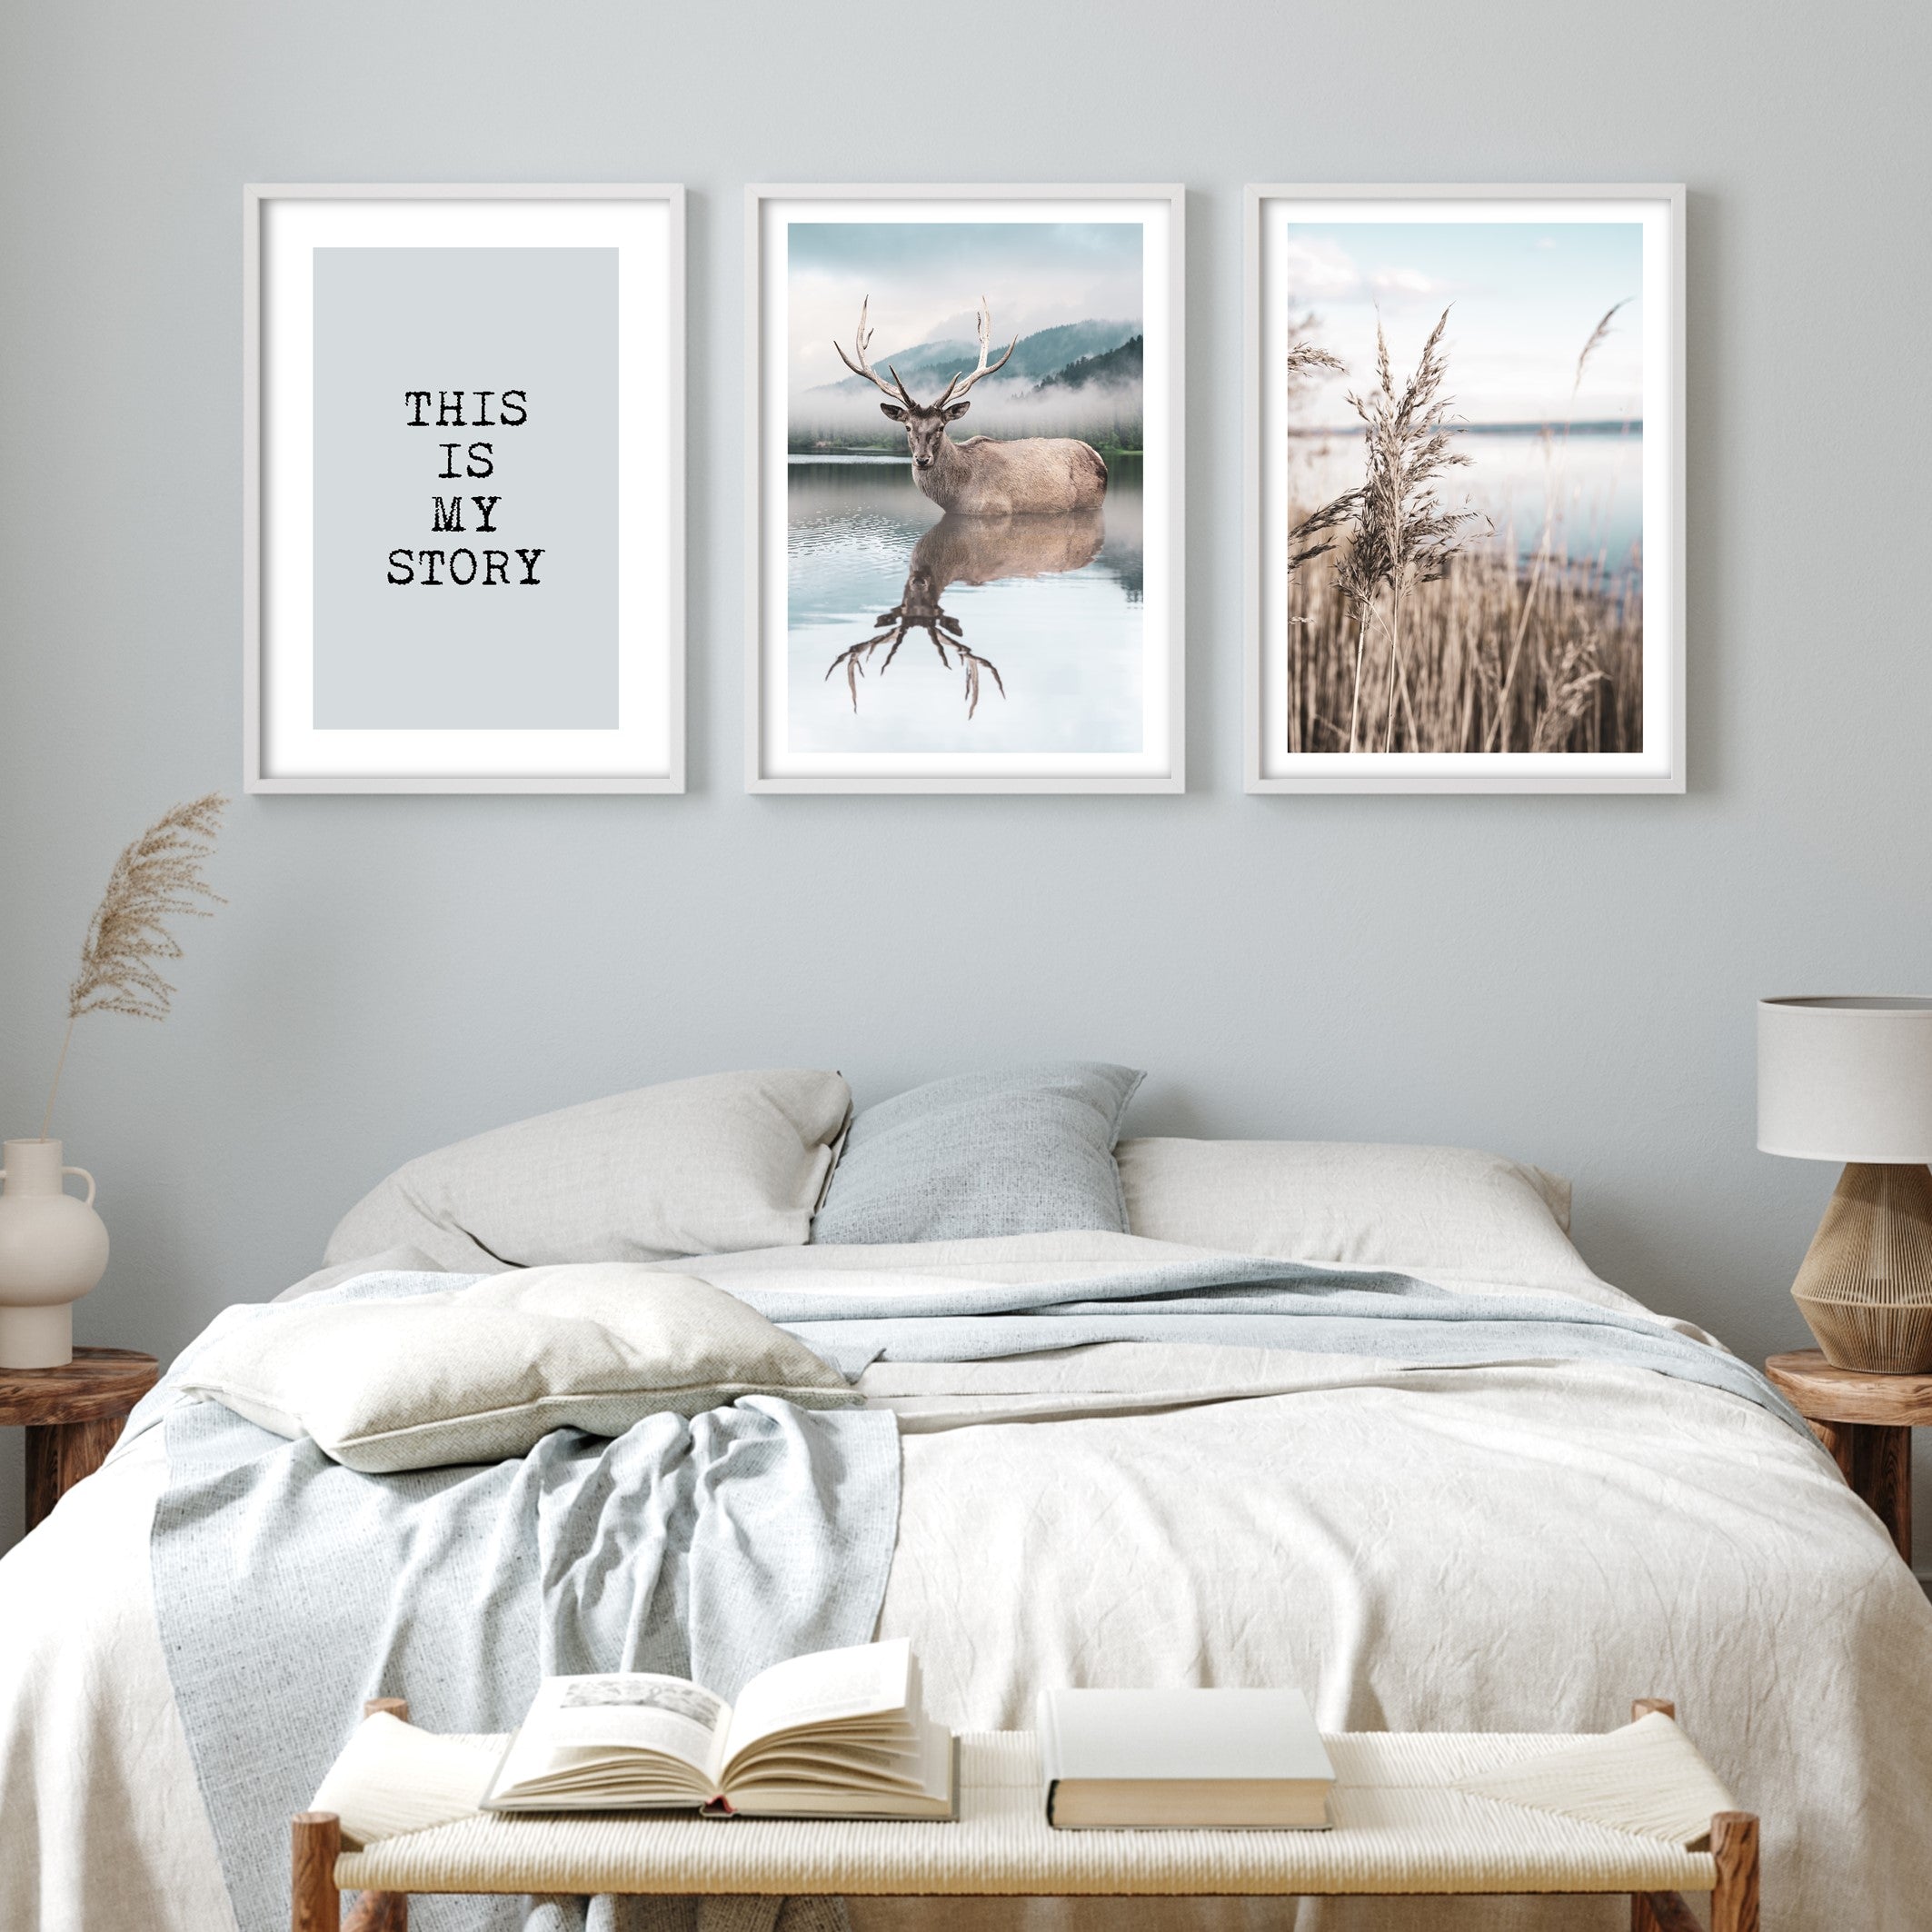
[1285,306,1641,757]
[40,792,227,1139]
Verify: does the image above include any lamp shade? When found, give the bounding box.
[1758,996,1932,1162]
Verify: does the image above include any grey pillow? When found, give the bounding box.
[324,1070,852,1270]
[811,1062,1144,1245]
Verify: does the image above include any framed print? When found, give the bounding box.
[1246,184,1684,794]
[747,184,1184,793]
[244,184,684,793]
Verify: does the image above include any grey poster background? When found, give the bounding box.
[311,246,619,729]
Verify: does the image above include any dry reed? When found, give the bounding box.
[1285,544,1641,754]
[40,792,228,1137]
[1284,306,1641,757]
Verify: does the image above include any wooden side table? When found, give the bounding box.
[0,1346,159,1533]
[1765,1349,1932,1565]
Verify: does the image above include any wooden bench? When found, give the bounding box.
[293,1698,1757,1932]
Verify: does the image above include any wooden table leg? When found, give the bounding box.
[1807,1414,1854,1479]
[1849,1424,1911,1563]
[1808,1417,1912,1562]
[24,1412,132,1531]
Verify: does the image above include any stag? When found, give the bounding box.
[835,298,1109,517]
[825,508,1105,717]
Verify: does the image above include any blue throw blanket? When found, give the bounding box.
[141,1274,900,1932]
[722,1253,1808,1435]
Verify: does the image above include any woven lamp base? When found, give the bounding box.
[1790,1161,1932,1374]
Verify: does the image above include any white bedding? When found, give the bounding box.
[3,1234,1930,1932]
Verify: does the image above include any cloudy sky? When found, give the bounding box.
[787,221,1143,393]
[1281,220,1645,424]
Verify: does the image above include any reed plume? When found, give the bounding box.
[1287,311,1479,751]
[1283,341,1356,574]
[1284,334,1346,405]
[40,792,228,1139]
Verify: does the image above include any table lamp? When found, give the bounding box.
[1758,996,1932,1373]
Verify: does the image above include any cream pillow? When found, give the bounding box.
[177,1264,860,1472]
[1116,1139,1593,1290]
[324,1070,852,1271]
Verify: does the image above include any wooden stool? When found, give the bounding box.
[1765,1349,1932,1564]
[0,1346,158,1533]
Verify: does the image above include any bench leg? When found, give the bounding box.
[341,1698,412,1928]
[1627,1702,1758,1932]
[1634,1894,1699,1931]
[1629,1693,1682,1932]
[1712,1811,1759,1932]
[293,1811,341,1932]
[344,1892,409,1931]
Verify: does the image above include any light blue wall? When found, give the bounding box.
[3,0,1928,1559]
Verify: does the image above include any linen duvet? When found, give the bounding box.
[3,1230,1930,1932]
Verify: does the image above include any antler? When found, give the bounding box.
[833,296,918,408]
[824,591,1001,719]
[937,297,1017,407]
[950,639,1005,721]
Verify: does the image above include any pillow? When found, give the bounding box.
[1115,1138,1591,1289]
[177,1264,861,1472]
[812,1062,1143,1245]
[324,1070,852,1271]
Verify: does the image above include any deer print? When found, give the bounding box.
[826,508,1106,717]
[835,298,1110,516]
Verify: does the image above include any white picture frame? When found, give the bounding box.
[746,184,1185,794]
[1245,184,1686,794]
[243,183,685,794]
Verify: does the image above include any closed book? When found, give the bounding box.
[1037,1688,1334,1830]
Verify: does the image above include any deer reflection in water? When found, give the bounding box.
[826,508,1106,718]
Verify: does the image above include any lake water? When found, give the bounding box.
[1286,426,1644,577]
[786,456,1145,755]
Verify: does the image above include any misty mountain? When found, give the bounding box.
[1035,334,1143,393]
[810,319,1140,398]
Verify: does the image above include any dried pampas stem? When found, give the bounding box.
[40,792,228,1140]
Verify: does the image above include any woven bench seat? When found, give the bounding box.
[332,1729,1718,1900]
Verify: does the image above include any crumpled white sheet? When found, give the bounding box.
[856,1342,1932,1931]
[4,1236,1930,1932]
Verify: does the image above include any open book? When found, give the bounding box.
[483,1638,955,1820]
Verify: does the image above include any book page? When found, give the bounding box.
[722,1639,912,1770]
[313,1715,501,1847]
[496,1673,732,1794]
[726,1718,956,1819]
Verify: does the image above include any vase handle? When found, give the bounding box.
[63,1167,97,1208]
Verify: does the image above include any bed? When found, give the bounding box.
[2,1065,1929,1932]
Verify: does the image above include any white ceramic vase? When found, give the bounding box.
[0,1139,111,1369]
